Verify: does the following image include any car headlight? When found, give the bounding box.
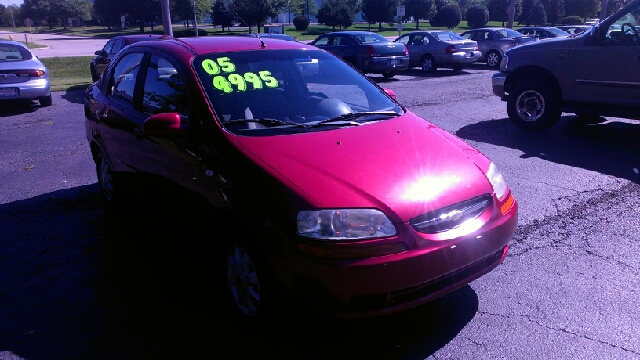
[500,54,509,71]
[487,162,509,200]
[297,209,397,241]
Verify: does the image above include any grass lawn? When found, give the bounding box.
[40,56,93,92]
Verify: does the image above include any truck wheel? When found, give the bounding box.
[382,71,396,79]
[507,80,561,131]
[486,51,501,68]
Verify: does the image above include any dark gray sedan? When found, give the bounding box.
[310,31,409,78]
[394,31,482,72]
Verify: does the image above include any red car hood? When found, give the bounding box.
[232,112,494,223]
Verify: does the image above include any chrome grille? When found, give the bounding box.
[410,194,491,234]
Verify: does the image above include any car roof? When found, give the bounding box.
[125,36,316,58]
[0,40,29,48]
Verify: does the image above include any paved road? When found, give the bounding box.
[1,65,639,359]
[0,31,107,58]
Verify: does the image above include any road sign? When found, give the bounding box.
[397,5,405,17]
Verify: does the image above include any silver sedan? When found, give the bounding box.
[394,30,482,72]
[0,40,52,106]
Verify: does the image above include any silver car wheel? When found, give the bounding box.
[486,51,501,68]
[96,152,114,203]
[421,56,435,71]
[227,244,261,316]
[515,89,545,121]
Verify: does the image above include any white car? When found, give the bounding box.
[0,40,52,106]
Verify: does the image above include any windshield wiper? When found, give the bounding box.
[221,118,304,127]
[307,111,400,128]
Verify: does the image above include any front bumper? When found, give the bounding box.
[492,71,508,100]
[289,198,518,318]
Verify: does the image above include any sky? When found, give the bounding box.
[4,0,23,6]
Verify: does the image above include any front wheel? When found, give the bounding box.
[507,80,561,131]
[486,51,502,68]
[95,151,126,206]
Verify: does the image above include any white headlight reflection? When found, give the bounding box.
[400,175,462,202]
[297,209,397,241]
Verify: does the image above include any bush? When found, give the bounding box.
[466,4,489,28]
[564,16,583,25]
[430,3,462,29]
[293,16,310,31]
[174,28,209,37]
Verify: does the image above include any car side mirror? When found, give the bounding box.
[95,50,103,56]
[143,113,186,137]
[384,88,397,100]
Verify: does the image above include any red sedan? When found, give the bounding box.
[84,35,518,318]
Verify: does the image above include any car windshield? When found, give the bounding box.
[194,49,403,134]
[497,28,523,38]
[432,31,464,41]
[0,43,33,62]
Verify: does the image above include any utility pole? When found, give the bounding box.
[193,0,198,37]
[7,1,16,31]
[306,0,310,20]
[161,0,173,36]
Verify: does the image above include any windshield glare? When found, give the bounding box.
[194,49,402,132]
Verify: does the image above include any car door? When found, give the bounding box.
[94,52,146,187]
[398,33,428,67]
[129,51,206,215]
[572,5,640,107]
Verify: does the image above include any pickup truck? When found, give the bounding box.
[492,0,640,130]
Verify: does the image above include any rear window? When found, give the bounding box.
[0,44,33,61]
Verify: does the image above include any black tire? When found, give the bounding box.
[382,71,396,79]
[95,151,126,206]
[486,50,502,68]
[39,94,52,107]
[421,55,436,72]
[575,112,606,124]
[225,233,277,319]
[452,65,463,72]
[90,65,99,82]
[507,79,561,131]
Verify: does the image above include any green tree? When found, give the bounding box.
[542,0,564,24]
[430,1,461,28]
[231,0,286,33]
[361,0,395,31]
[528,0,546,24]
[211,0,235,30]
[287,0,318,18]
[517,0,533,24]
[404,0,435,29]
[466,3,489,27]
[317,0,359,30]
[172,0,213,27]
[565,0,598,22]
[487,0,521,23]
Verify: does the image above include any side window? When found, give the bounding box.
[142,55,190,121]
[111,39,124,55]
[607,5,640,42]
[313,36,330,46]
[111,52,144,104]
[396,35,410,45]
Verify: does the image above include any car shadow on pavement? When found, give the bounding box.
[455,115,640,184]
[0,185,480,360]
[0,100,41,117]
[60,87,89,105]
